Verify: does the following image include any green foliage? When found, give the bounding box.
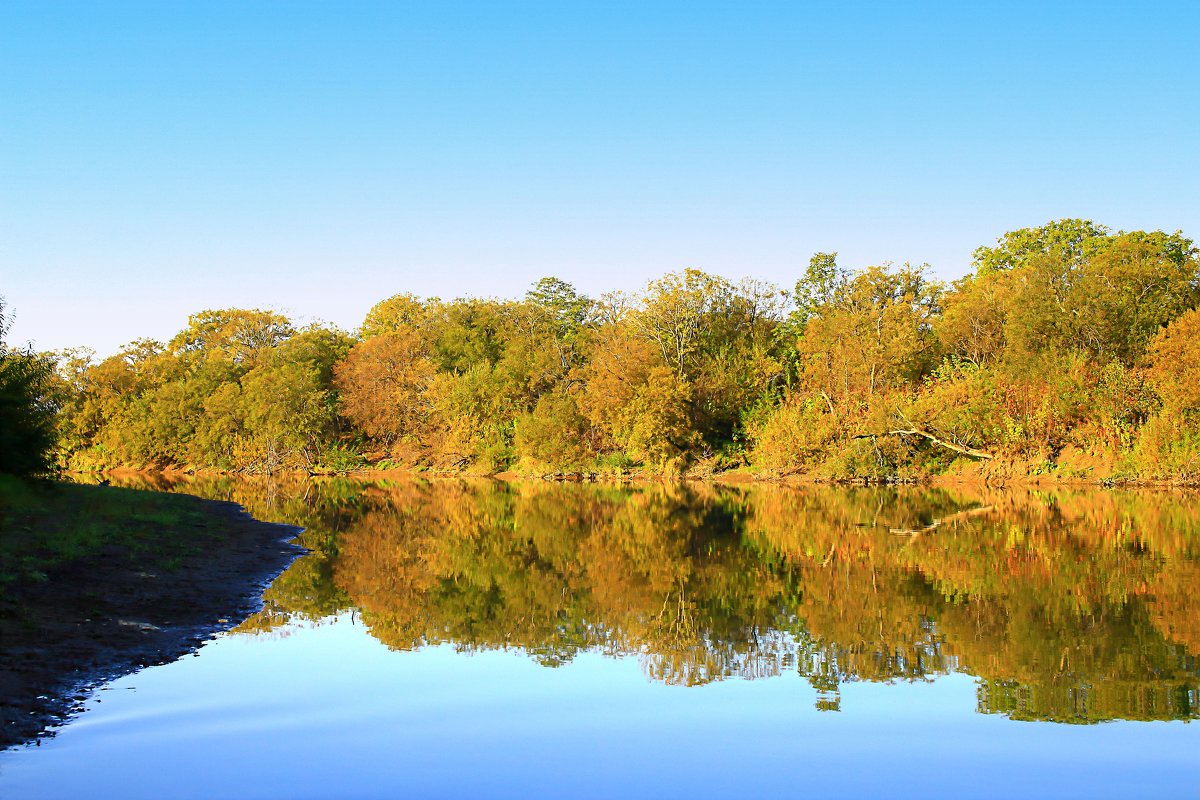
[959,222,1199,370]
[0,298,60,476]
[514,390,592,471]
[971,218,1111,276]
[791,251,843,325]
[0,475,217,590]
[525,276,591,337]
[317,445,368,474]
[0,352,60,476]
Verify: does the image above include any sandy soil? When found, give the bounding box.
[0,498,304,750]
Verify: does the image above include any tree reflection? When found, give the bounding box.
[111,475,1200,723]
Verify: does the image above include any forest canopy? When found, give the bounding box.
[41,220,1200,482]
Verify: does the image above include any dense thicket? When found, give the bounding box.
[0,298,59,476]
[52,220,1200,481]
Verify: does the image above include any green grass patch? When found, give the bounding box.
[0,475,225,593]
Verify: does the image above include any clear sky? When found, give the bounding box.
[2,1,1197,356]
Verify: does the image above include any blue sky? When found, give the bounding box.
[2,1,1197,355]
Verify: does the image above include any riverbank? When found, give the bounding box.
[350,457,1200,489]
[73,460,1200,490]
[0,477,305,749]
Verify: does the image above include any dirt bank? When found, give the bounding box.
[0,492,304,750]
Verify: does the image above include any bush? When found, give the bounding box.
[749,393,844,474]
[514,390,592,471]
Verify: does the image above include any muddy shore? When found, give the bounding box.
[0,495,305,750]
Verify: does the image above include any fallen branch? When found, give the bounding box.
[853,428,994,460]
[890,504,995,537]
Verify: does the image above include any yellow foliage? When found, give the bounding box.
[334,329,436,448]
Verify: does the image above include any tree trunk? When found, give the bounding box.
[852,429,993,460]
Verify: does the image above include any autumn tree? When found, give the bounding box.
[335,329,437,455]
[1135,308,1200,478]
[359,293,432,339]
[623,269,785,452]
[795,263,942,413]
[170,308,294,367]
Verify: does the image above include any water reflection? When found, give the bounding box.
[109,475,1200,724]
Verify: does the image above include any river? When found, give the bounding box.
[2,477,1197,798]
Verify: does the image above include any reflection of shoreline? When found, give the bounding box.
[107,475,1200,723]
[73,465,1200,492]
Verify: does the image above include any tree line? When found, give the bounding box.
[24,218,1200,481]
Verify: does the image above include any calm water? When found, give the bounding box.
[2,478,1199,798]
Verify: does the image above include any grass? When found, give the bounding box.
[0,474,224,593]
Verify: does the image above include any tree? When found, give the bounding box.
[525,277,591,336]
[0,297,60,476]
[577,310,700,466]
[335,329,436,450]
[169,308,294,366]
[936,270,1013,367]
[1065,235,1199,364]
[1000,231,1199,367]
[360,293,432,339]
[231,327,351,472]
[945,223,1199,371]
[514,389,592,470]
[628,269,733,377]
[626,270,785,449]
[795,263,942,413]
[792,252,844,325]
[972,219,1111,276]
[237,356,332,473]
[1145,307,1200,412]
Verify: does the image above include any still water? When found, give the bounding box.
[3,477,1199,798]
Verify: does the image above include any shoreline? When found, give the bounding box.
[0,489,306,750]
[84,464,1200,492]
